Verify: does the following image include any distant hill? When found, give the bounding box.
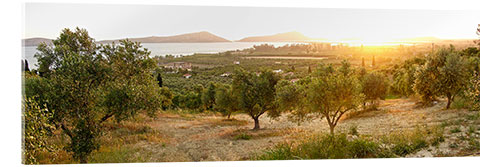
[237,31,314,42]
[395,37,442,42]
[99,31,231,43]
[23,38,53,46]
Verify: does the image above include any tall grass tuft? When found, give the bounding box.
[256,126,444,160]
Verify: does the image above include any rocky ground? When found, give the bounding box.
[129,98,480,162]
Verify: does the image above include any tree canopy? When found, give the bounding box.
[232,68,280,130]
[27,27,161,163]
[276,61,364,134]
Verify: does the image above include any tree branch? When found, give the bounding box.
[60,123,73,139]
[99,113,114,124]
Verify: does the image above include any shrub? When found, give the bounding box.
[257,133,385,160]
[450,127,461,133]
[234,133,252,140]
[159,87,174,110]
[349,125,359,136]
[22,98,55,164]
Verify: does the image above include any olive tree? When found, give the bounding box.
[30,28,161,163]
[201,82,217,111]
[159,87,174,110]
[214,84,239,119]
[413,48,447,105]
[232,68,280,130]
[438,53,468,109]
[414,46,467,108]
[276,61,363,135]
[360,72,388,109]
[391,57,425,97]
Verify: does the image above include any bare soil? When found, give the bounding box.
[132,98,479,162]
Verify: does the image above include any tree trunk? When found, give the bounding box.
[79,157,87,163]
[446,94,452,109]
[253,117,260,130]
[328,123,335,135]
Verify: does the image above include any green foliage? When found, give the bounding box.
[450,127,461,133]
[159,87,174,110]
[234,133,252,140]
[201,82,218,111]
[275,80,303,117]
[214,84,239,119]
[462,48,480,111]
[28,28,161,163]
[414,46,471,109]
[184,91,203,111]
[278,61,364,134]
[381,127,439,156]
[349,125,359,136]
[438,52,469,109]
[22,98,55,164]
[360,72,388,109]
[257,133,386,160]
[391,57,425,97]
[257,125,445,160]
[156,73,163,87]
[232,68,280,129]
[413,48,449,104]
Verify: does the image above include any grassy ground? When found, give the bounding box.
[34,98,479,163]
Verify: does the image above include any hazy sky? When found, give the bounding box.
[24,3,479,41]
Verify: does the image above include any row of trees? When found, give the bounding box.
[165,61,389,134]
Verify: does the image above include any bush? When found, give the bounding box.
[22,98,55,164]
[451,127,461,133]
[159,87,174,110]
[234,133,252,140]
[349,125,359,136]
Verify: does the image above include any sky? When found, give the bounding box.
[24,3,479,42]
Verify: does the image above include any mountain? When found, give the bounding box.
[395,37,442,42]
[23,37,53,46]
[99,31,231,43]
[237,31,313,42]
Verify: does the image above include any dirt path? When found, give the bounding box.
[136,98,479,161]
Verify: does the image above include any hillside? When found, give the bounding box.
[23,37,53,46]
[99,31,231,43]
[237,31,313,42]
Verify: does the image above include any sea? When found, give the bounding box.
[22,42,301,69]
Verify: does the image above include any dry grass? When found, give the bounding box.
[32,98,479,163]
